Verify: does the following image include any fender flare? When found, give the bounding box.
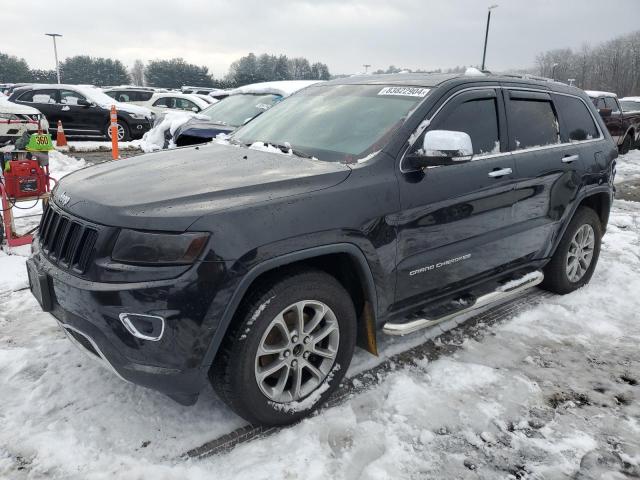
[200,243,379,369]
[550,186,613,257]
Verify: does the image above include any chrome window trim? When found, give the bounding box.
[399,85,606,174]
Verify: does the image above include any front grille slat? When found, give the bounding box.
[38,204,99,275]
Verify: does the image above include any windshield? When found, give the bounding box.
[199,93,282,127]
[232,84,428,162]
[620,100,640,112]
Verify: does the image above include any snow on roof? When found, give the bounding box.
[585,90,617,98]
[228,80,322,98]
[0,95,43,115]
[620,97,640,102]
[464,67,485,76]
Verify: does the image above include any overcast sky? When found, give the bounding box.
[3,0,640,78]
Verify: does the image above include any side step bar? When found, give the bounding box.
[383,271,544,336]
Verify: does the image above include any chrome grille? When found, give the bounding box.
[38,203,98,273]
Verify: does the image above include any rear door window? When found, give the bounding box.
[152,97,172,108]
[508,97,559,150]
[554,95,599,142]
[19,89,59,104]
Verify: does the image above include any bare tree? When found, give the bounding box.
[130,59,146,86]
[535,30,640,96]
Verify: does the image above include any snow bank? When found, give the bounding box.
[137,111,199,152]
[616,149,640,183]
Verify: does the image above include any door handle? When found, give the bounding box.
[488,168,513,178]
[562,154,579,164]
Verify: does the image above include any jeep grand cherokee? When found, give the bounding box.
[26,73,617,426]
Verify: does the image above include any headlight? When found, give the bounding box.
[112,230,209,265]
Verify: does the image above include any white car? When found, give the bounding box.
[104,89,210,114]
[0,96,50,146]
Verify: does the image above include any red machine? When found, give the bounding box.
[1,151,54,248]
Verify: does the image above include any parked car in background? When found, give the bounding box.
[103,87,164,104]
[192,93,218,105]
[105,88,210,114]
[586,90,640,153]
[8,84,154,141]
[620,97,640,113]
[28,72,617,426]
[181,86,226,96]
[0,96,50,146]
[173,80,320,147]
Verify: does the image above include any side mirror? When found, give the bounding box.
[598,107,612,118]
[76,99,92,107]
[191,107,199,113]
[405,130,473,170]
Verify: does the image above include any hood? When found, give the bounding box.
[53,143,351,231]
[0,97,43,115]
[174,117,235,139]
[114,102,153,117]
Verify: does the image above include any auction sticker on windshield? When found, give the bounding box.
[378,87,430,97]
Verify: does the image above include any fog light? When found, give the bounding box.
[119,313,165,341]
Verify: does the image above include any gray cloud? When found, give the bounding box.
[3,0,640,78]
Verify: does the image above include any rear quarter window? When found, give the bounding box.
[554,95,599,142]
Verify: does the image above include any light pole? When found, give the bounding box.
[481,4,498,71]
[45,33,62,84]
[362,64,371,74]
[551,63,559,81]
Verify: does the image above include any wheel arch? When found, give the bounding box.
[201,243,380,371]
[550,188,612,259]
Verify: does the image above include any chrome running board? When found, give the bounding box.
[383,271,544,336]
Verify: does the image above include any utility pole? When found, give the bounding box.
[45,33,63,84]
[551,63,559,81]
[481,5,498,71]
[362,64,371,74]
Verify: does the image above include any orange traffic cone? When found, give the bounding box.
[56,120,68,147]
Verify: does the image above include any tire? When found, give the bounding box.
[541,207,602,295]
[619,134,632,155]
[210,268,357,426]
[105,120,131,142]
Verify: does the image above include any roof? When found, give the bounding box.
[620,97,640,102]
[585,90,617,98]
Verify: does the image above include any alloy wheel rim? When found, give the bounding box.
[255,300,340,403]
[566,224,595,282]
[108,124,125,141]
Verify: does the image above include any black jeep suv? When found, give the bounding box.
[26,73,617,426]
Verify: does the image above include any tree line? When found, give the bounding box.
[0,52,331,89]
[535,29,640,97]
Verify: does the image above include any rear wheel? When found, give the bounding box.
[105,120,131,142]
[541,207,602,294]
[211,269,356,426]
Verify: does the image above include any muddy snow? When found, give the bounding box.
[1,150,639,479]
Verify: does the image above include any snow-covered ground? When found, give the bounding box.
[1,150,639,479]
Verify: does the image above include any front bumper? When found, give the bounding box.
[128,117,153,139]
[27,245,234,405]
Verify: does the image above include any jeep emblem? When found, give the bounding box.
[56,191,71,206]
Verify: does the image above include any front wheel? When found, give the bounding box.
[619,134,632,155]
[211,269,356,426]
[105,120,131,142]
[541,207,602,294]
